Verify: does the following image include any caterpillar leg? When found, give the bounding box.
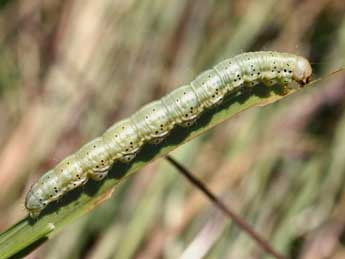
[244,80,259,88]
[118,153,137,163]
[281,84,290,95]
[239,85,253,97]
[149,137,165,145]
[180,118,197,128]
[88,171,108,181]
[262,79,277,87]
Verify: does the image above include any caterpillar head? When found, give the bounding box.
[25,189,44,218]
[293,56,312,85]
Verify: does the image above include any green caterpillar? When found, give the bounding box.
[25,51,312,218]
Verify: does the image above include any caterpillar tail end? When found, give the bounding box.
[28,210,41,219]
[293,56,312,85]
[25,189,44,219]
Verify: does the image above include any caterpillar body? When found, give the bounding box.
[25,51,312,218]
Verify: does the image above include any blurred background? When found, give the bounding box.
[0,0,345,258]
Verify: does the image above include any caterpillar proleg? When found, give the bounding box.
[25,51,312,218]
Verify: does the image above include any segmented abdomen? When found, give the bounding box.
[25,51,312,218]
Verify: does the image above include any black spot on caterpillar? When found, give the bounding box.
[25,51,312,218]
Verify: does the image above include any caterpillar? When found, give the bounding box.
[25,51,312,218]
